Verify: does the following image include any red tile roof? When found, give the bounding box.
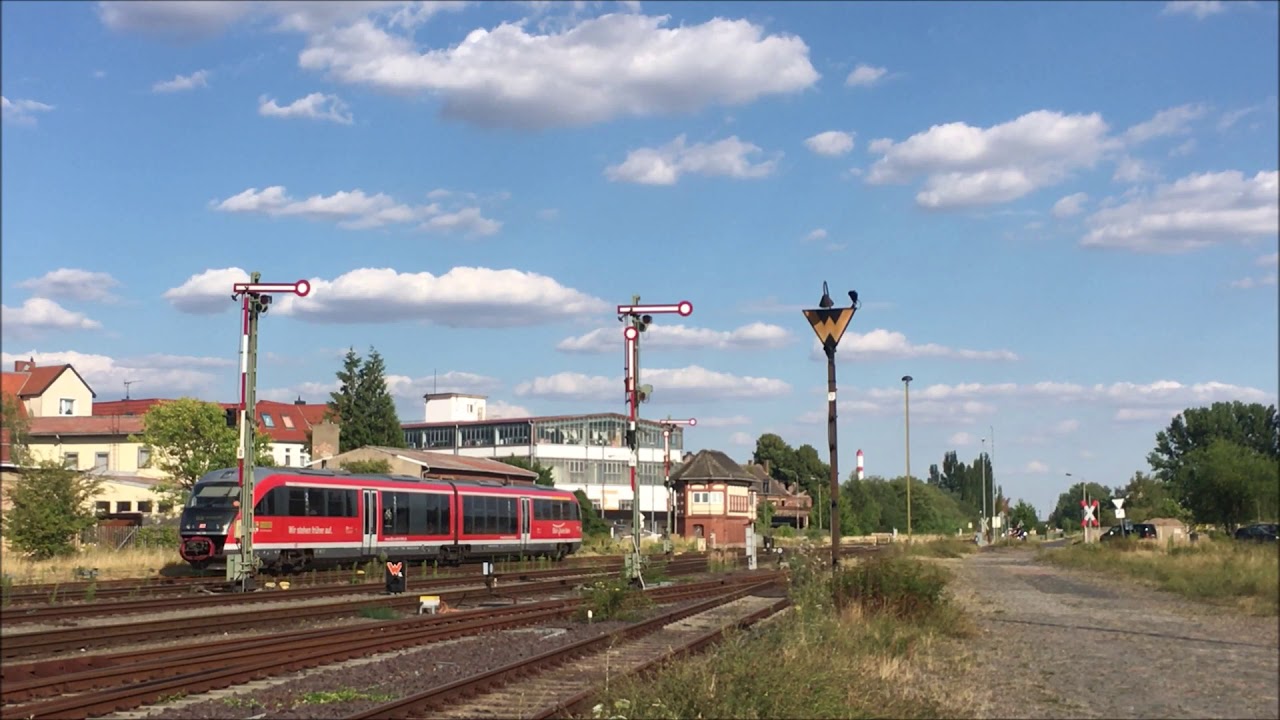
[1,373,30,402]
[90,398,331,445]
[91,399,170,416]
[1,364,96,399]
[28,415,146,437]
[370,446,538,482]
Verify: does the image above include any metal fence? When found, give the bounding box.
[79,523,178,550]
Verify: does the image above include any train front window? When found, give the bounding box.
[187,482,239,509]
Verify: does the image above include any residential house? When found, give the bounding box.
[669,449,758,547]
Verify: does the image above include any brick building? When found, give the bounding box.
[670,449,758,547]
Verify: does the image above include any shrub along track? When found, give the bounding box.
[0,573,782,720]
[0,557,715,661]
[1,554,657,608]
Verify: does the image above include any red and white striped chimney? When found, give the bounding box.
[856,449,864,480]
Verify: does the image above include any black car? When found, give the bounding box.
[1234,523,1278,543]
[1101,521,1158,541]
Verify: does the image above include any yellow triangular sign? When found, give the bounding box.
[803,308,854,348]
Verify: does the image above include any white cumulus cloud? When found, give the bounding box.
[296,13,818,130]
[845,63,887,87]
[152,69,210,93]
[1,349,227,398]
[1122,103,1207,144]
[1,96,54,126]
[866,110,1115,209]
[17,269,123,303]
[558,322,791,354]
[212,185,500,233]
[1,299,102,338]
[1162,1,1228,19]
[804,130,855,156]
[698,415,752,428]
[729,431,755,446]
[1082,170,1278,252]
[1052,192,1089,218]
[163,267,251,315]
[262,266,608,327]
[948,431,976,446]
[515,365,791,402]
[1024,460,1050,474]
[258,92,354,124]
[812,329,1019,362]
[605,135,778,185]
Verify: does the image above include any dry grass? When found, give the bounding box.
[586,554,975,719]
[0,545,188,585]
[1039,539,1280,615]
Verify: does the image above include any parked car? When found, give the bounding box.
[1101,521,1158,542]
[1234,523,1278,543]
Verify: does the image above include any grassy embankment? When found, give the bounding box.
[585,550,976,719]
[1039,539,1279,615]
[0,545,184,585]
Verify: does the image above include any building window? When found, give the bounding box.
[138,446,151,468]
[460,425,493,447]
[496,423,530,446]
[262,414,275,428]
[138,500,153,513]
[619,499,633,511]
[116,501,132,512]
[567,460,586,485]
[59,398,75,415]
[94,452,109,470]
[63,452,79,469]
[284,448,292,466]
[95,501,110,514]
[282,415,295,429]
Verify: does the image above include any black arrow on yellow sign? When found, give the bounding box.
[804,308,854,351]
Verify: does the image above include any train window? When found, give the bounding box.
[408,493,429,534]
[426,494,449,535]
[462,496,476,535]
[325,489,356,518]
[288,488,308,516]
[500,497,517,534]
[381,492,396,533]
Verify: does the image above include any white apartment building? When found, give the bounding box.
[403,393,687,530]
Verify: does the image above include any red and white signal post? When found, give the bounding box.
[618,296,692,584]
[661,418,697,552]
[228,273,310,590]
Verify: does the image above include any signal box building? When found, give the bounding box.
[402,393,686,527]
[669,449,758,547]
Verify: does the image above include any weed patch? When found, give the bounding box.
[585,551,972,719]
[358,606,399,621]
[1039,540,1279,615]
[577,578,653,622]
[299,689,394,704]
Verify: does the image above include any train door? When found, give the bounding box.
[362,490,378,556]
[520,497,532,551]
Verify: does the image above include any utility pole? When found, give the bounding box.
[228,274,310,592]
[902,375,913,541]
[990,425,997,537]
[980,437,988,543]
[661,418,696,554]
[617,296,693,586]
[803,282,859,572]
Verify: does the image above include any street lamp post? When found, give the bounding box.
[660,418,697,554]
[802,281,860,572]
[228,273,310,592]
[618,296,693,585]
[902,375,913,541]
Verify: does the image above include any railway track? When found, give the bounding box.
[0,557,714,660]
[342,580,789,719]
[0,558,681,626]
[0,553,649,607]
[0,573,780,719]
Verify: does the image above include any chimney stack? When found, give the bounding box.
[14,359,34,373]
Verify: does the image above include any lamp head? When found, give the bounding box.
[818,281,834,309]
[848,290,859,308]
[901,375,913,384]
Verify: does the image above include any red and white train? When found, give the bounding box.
[178,467,583,571]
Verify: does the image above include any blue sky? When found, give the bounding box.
[2,0,1277,517]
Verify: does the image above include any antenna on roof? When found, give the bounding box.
[124,379,138,400]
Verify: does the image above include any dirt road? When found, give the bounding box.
[945,548,1279,719]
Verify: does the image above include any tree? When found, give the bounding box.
[573,489,609,536]
[342,458,392,474]
[328,346,406,452]
[1,392,32,467]
[1008,499,1039,532]
[130,398,274,505]
[751,433,829,500]
[498,455,555,486]
[1148,401,1279,482]
[1117,470,1187,522]
[1174,439,1278,530]
[2,461,102,558]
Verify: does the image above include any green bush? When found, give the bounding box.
[833,556,950,619]
[132,525,179,549]
[577,577,653,621]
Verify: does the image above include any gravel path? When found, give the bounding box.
[944,548,1279,720]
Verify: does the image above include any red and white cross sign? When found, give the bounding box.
[1080,499,1100,527]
